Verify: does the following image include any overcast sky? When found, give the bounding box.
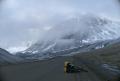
[0,0,120,52]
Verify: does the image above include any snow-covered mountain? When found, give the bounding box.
[17,14,120,60]
[0,48,23,65]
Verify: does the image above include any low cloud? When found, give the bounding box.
[0,0,119,52]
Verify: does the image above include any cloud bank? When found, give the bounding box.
[0,0,119,52]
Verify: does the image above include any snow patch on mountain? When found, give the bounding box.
[7,46,28,54]
[7,41,33,54]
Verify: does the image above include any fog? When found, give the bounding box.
[0,0,120,53]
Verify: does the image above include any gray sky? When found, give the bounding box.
[0,0,120,52]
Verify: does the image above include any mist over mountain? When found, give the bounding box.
[17,14,120,60]
[0,0,119,52]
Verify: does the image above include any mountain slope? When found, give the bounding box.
[18,14,120,59]
[0,48,23,65]
[74,41,120,81]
